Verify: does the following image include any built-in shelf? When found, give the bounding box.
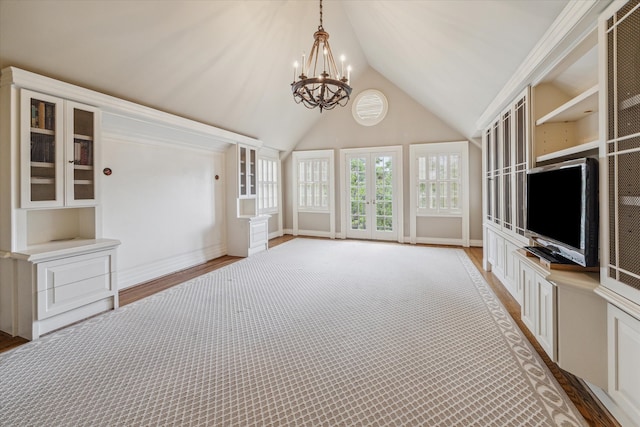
[73,134,93,141]
[620,196,640,207]
[74,164,93,170]
[536,85,599,125]
[620,94,640,110]
[73,179,93,185]
[536,139,599,163]
[31,177,54,184]
[31,161,54,168]
[30,127,55,136]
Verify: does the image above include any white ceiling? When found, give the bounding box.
[0,0,571,152]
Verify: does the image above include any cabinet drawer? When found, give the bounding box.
[249,220,268,246]
[36,251,115,319]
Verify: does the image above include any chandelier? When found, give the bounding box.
[291,0,352,112]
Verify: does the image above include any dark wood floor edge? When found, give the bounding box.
[573,375,623,427]
[119,234,296,306]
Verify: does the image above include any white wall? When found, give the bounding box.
[283,67,483,243]
[101,115,227,289]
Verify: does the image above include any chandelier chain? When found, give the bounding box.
[291,0,352,112]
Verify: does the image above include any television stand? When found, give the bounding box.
[523,246,599,272]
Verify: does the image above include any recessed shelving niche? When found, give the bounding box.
[532,29,600,164]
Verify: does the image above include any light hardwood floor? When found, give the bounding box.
[0,236,619,426]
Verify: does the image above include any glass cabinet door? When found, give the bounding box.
[238,145,257,198]
[20,89,64,207]
[65,102,99,205]
[239,146,247,197]
[248,147,256,196]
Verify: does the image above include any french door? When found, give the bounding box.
[343,148,401,241]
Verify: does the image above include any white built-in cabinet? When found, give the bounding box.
[483,88,530,300]
[226,143,269,257]
[595,1,640,424]
[0,68,119,340]
[12,241,118,340]
[20,89,99,208]
[606,303,640,423]
[515,251,607,390]
[480,1,640,424]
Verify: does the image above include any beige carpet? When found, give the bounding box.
[0,239,586,426]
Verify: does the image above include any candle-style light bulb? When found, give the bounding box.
[340,55,345,79]
[323,47,328,74]
[347,65,352,84]
[301,52,306,76]
[293,61,299,81]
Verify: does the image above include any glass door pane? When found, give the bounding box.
[71,108,95,201]
[21,89,63,207]
[349,156,368,233]
[29,98,57,202]
[239,146,247,196]
[374,155,393,233]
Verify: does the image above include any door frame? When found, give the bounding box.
[339,145,403,242]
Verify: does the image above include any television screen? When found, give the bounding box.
[525,158,598,266]
[527,166,583,249]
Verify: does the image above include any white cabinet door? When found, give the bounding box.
[64,101,100,206]
[20,89,65,208]
[608,304,640,423]
[238,145,256,198]
[520,261,536,334]
[536,276,557,360]
[504,240,519,300]
[20,89,99,208]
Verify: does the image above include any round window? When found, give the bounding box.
[352,89,388,126]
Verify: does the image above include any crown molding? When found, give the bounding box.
[1,66,261,148]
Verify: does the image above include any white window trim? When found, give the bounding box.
[292,149,335,238]
[409,141,469,246]
[257,147,283,239]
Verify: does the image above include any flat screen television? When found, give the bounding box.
[525,157,599,267]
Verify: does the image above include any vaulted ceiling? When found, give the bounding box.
[0,0,572,152]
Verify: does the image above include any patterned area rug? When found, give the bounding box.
[1,239,586,426]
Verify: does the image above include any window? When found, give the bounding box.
[352,89,388,126]
[257,158,278,214]
[297,158,330,211]
[292,149,335,237]
[413,143,466,216]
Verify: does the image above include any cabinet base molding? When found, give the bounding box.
[23,298,114,341]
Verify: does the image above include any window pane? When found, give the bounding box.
[429,155,437,180]
[451,182,459,209]
[450,154,460,179]
[439,182,448,209]
[439,155,448,180]
[429,183,437,209]
[418,156,427,180]
[418,183,427,208]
